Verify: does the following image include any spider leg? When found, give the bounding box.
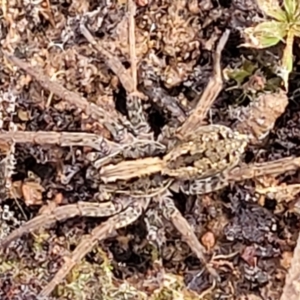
[181,157,300,195]
[38,196,150,298]
[126,94,152,139]
[0,198,133,249]
[227,157,300,181]
[81,14,166,159]
[0,130,165,189]
[160,192,218,277]
[125,1,153,139]
[0,131,122,153]
[81,21,161,158]
[176,29,230,137]
[82,6,153,140]
[80,23,138,98]
[179,173,230,195]
[161,193,206,263]
[3,52,131,142]
[141,83,187,125]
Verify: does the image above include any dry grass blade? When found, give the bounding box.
[176,29,230,136]
[38,197,150,298]
[0,201,127,249]
[0,131,121,152]
[2,52,131,139]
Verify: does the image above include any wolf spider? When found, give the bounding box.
[0,14,299,297]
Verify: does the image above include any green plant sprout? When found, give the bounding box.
[241,0,300,89]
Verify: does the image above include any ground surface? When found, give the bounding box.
[1,1,300,299]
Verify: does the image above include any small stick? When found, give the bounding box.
[177,29,230,136]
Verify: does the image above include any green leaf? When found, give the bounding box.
[256,0,288,22]
[284,0,298,20]
[241,21,288,49]
[226,61,257,86]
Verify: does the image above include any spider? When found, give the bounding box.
[0,8,297,298]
